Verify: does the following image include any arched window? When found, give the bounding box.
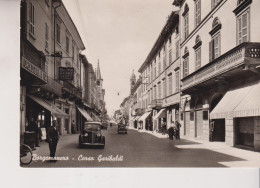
[209,18,221,62]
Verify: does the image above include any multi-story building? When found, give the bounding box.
[137,11,180,131]
[20,0,68,137]
[20,0,108,139]
[173,0,260,151]
[52,0,85,135]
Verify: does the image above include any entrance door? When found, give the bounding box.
[213,119,225,141]
[195,110,203,137]
[185,112,190,135]
[236,117,254,147]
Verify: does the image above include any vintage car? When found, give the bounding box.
[117,124,127,134]
[79,122,105,148]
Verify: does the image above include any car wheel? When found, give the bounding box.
[125,132,127,134]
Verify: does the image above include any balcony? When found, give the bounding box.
[20,39,47,85]
[181,42,260,94]
[151,99,163,109]
[62,81,82,100]
[40,76,62,97]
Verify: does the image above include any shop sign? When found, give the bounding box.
[22,57,47,83]
[59,67,74,80]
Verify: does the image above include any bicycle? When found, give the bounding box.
[20,143,33,165]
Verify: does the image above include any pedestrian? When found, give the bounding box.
[47,120,59,162]
[209,120,215,142]
[71,120,76,134]
[175,121,181,139]
[168,121,174,140]
[162,120,167,135]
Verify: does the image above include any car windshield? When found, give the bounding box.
[83,123,100,131]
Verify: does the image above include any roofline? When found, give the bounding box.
[60,1,85,50]
[138,11,179,73]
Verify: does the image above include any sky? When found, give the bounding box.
[62,0,176,116]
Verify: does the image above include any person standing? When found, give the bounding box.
[162,120,167,135]
[47,120,59,162]
[168,121,174,140]
[71,120,76,134]
[209,120,215,142]
[175,121,181,139]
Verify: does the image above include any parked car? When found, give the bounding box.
[117,124,127,134]
[79,122,105,148]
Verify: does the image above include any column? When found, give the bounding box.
[225,118,235,146]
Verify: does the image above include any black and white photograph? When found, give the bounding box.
[1,0,260,187]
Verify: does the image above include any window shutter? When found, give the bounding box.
[209,40,212,62]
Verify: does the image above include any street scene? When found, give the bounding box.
[26,126,260,168]
[18,0,260,168]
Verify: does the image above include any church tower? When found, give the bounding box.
[96,59,103,88]
[130,69,136,94]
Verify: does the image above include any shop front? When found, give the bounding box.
[210,80,260,151]
[26,94,69,137]
[138,111,151,130]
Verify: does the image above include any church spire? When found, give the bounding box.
[96,59,102,80]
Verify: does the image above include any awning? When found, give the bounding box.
[76,106,93,121]
[153,109,166,120]
[210,82,260,119]
[27,94,68,118]
[92,113,101,122]
[134,116,140,121]
[130,116,135,121]
[138,112,151,122]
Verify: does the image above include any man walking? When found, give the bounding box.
[175,121,181,139]
[47,120,59,162]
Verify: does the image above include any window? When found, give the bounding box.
[184,14,189,39]
[176,41,179,58]
[154,61,156,78]
[45,23,49,50]
[212,0,222,9]
[163,55,166,70]
[169,37,172,46]
[158,61,161,74]
[209,18,221,61]
[56,23,60,43]
[66,34,70,53]
[195,0,201,26]
[168,74,172,95]
[195,48,201,70]
[29,2,35,35]
[154,86,157,99]
[163,79,166,98]
[182,4,189,40]
[72,42,75,62]
[158,83,161,99]
[169,49,172,64]
[209,33,221,61]
[175,71,179,92]
[237,9,250,44]
[183,58,189,77]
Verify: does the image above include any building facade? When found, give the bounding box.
[138,11,180,132]
[173,0,260,151]
[20,0,107,140]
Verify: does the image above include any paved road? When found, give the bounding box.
[25,126,256,167]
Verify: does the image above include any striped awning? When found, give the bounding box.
[27,94,68,118]
[77,106,93,121]
[210,81,260,119]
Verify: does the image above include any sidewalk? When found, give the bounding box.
[129,127,260,167]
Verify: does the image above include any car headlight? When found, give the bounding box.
[84,133,88,136]
[97,133,101,137]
